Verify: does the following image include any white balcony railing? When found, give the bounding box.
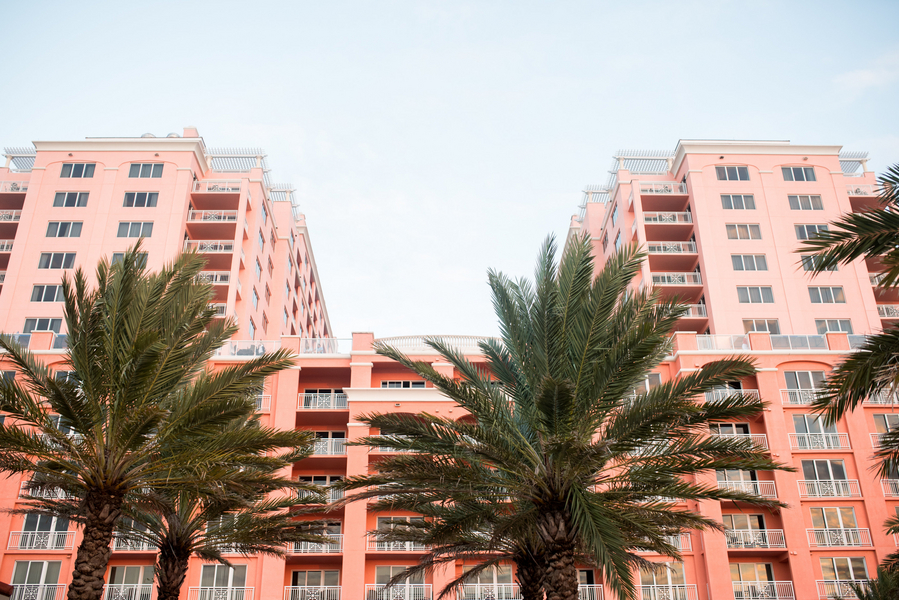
[882,479,899,497]
[284,587,341,600]
[254,395,271,412]
[0,239,14,251]
[717,480,777,498]
[638,585,697,600]
[112,535,156,551]
[807,528,872,547]
[216,340,281,356]
[683,304,707,317]
[196,271,231,284]
[711,432,768,450]
[846,184,879,196]
[187,210,239,222]
[367,539,427,552]
[0,209,22,221]
[878,304,899,318]
[798,480,861,498]
[780,389,826,405]
[299,392,349,410]
[0,271,5,283]
[209,303,228,316]
[640,182,688,195]
[696,334,749,350]
[11,585,66,600]
[578,585,604,600]
[193,180,242,193]
[374,335,500,353]
[0,181,28,193]
[789,433,850,450]
[297,488,344,504]
[8,530,75,550]
[848,334,870,349]
[647,242,697,254]
[184,240,234,253]
[770,335,828,350]
[816,581,868,599]
[297,338,352,354]
[313,438,346,455]
[865,391,899,405]
[704,389,761,402]
[725,529,786,549]
[188,589,253,600]
[644,211,693,224]
[103,585,154,600]
[637,534,692,552]
[733,582,795,600]
[651,272,702,285]
[365,585,431,600]
[19,481,72,499]
[458,584,520,600]
[871,273,886,286]
[290,534,343,553]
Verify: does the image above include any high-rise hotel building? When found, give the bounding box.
[0,135,897,600]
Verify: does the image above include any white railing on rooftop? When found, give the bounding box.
[313,438,346,455]
[103,585,153,600]
[284,587,340,600]
[798,480,860,498]
[770,334,827,350]
[299,392,348,409]
[375,335,500,353]
[651,272,701,285]
[643,211,692,224]
[817,581,868,599]
[193,181,242,193]
[459,585,521,600]
[639,182,687,195]
[112,535,156,551]
[696,334,749,350]
[11,585,66,600]
[365,585,431,600]
[638,585,697,600]
[711,432,768,449]
[8,530,75,550]
[290,534,343,553]
[0,239,14,251]
[878,305,899,318]
[197,271,231,284]
[781,389,826,405]
[647,241,697,254]
[0,209,22,221]
[733,582,794,600]
[725,529,785,548]
[807,528,872,547]
[184,240,234,253]
[717,480,777,497]
[789,433,850,450]
[297,338,352,354]
[188,210,239,222]
[846,184,879,196]
[216,340,281,357]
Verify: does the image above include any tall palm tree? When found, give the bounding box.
[0,245,300,600]
[847,567,899,600]
[800,164,899,474]
[338,236,787,600]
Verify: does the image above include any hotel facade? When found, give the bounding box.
[0,135,895,600]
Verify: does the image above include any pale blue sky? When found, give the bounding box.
[2,1,898,338]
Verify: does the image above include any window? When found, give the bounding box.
[12,561,62,587]
[46,222,82,238]
[285,281,291,300]
[723,513,765,530]
[20,514,69,549]
[716,166,750,181]
[816,319,852,334]
[376,565,424,587]
[270,231,276,248]
[111,252,147,267]
[810,507,858,530]
[267,258,274,277]
[283,309,288,327]
[53,192,88,207]
[200,565,246,590]
[640,562,685,586]
[24,318,62,333]
[60,163,94,178]
[601,232,608,252]
[123,192,158,207]
[117,222,153,238]
[731,563,774,584]
[711,423,750,436]
[801,255,836,272]
[261,205,268,225]
[291,571,339,588]
[255,260,262,281]
[795,224,828,240]
[248,318,255,340]
[463,565,512,587]
[785,370,826,391]
[782,166,816,182]
[732,254,767,271]
[128,164,163,178]
[264,285,271,305]
[789,195,823,210]
[381,381,426,389]
[252,289,259,311]
[809,286,846,304]
[38,253,75,269]
[55,371,77,383]
[611,203,619,227]
[31,285,64,302]
[743,319,780,334]
[721,194,755,209]
[262,312,268,333]
[793,414,839,448]
[258,230,265,252]
[801,459,847,481]
[109,566,153,587]
[726,224,762,239]
[737,286,774,303]
[819,557,867,581]
[614,231,622,252]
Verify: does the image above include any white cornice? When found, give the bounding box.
[672,140,843,176]
[33,138,209,173]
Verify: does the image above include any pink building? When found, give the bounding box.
[0,136,895,600]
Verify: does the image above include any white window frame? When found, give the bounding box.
[38,253,75,269]
[60,164,94,178]
[123,192,159,208]
[732,254,767,271]
[53,192,88,208]
[128,164,164,178]
[46,222,82,238]
[815,319,852,334]
[31,285,64,302]
[782,166,816,182]
[795,224,828,240]
[117,222,153,238]
[788,195,823,210]
[808,286,846,304]
[737,286,774,304]
[23,318,62,333]
[726,224,762,240]
[716,166,750,181]
[743,319,780,334]
[721,194,755,209]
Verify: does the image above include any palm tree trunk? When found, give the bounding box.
[536,510,579,600]
[67,490,124,600]
[515,551,546,600]
[155,544,192,600]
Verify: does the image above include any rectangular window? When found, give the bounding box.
[796,224,828,240]
[789,195,823,210]
[258,230,265,252]
[819,557,867,581]
[248,318,256,340]
[267,258,274,277]
[737,286,774,303]
[255,260,262,281]
[123,192,158,208]
[46,222,82,238]
[716,166,750,181]
[53,192,88,207]
[601,232,608,252]
[783,166,817,182]
[801,459,847,481]
[743,319,780,334]
[721,194,756,210]
[252,289,259,311]
[117,222,153,238]
[785,371,826,390]
[800,255,836,272]
[726,224,762,239]
[60,163,95,178]
[809,286,846,304]
[264,285,271,305]
[31,285,64,302]
[614,231,622,252]
[38,253,76,269]
[111,252,148,267]
[128,164,163,178]
[261,205,268,225]
[24,318,62,333]
[611,203,619,227]
[283,309,288,327]
[380,381,426,389]
[262,312,268,333]
[731,254,768,271]
[815,319,853,334]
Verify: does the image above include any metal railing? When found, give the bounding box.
[846,184,879,196]
[197,271,231,284]
[187,210,239,222]
[0,239,14,251]
[299,392,349,410]
[112,535,156,551]
[683,304,707,317]
[374,335,500,353]
[103,585,153,600]
[725,529,786,548]
[8,530,75,550]
[865,392,899,405]
[184,240,234,253]
[0,209,22,221]
[297,338,352,354]
[717,480,777,497]
[297,488,343,504]
[216,340,281,356]
[255,395,271,412]
[53,333,68,349]
[638,585,697,600]
[816,581,868,599]
[643,211,693,224]
[11,585,66,600]
[364,585,431,600]
[578,585,604,600]
[882,479,899,497]
[19,481,72,499]
[807,528,872,547]
[651,272,702,285]
[647,242,697,254]
[0,181,28,193]
[193,180,242,193]
[290,534,343,553]
[733,582,795,600]
[188,589,253,600]
[0,271,5,283]
[711,432,768,450]
[849,334,870,349]
[284,587,341,600]
[770,335,827,350]
[209,303,228,316]
[312,438,347,455]
[878,304,899,318]
[780,389,826,405]
[789,433,850,450]
[798,480,861,497]
[640,182,687,195]
[871,273,886,286]
[367,539,427,551]
[704,389,761,402]
[871,433,890,448]
[458,585,520,600]
[696,334,749,350]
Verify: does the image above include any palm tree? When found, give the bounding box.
[0,245,300,600]
[847,567,899,600]
[338,236,787,600]
[800,164,899,474]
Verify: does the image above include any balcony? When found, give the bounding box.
[637,534,692,552]
[0,181,28,193]
[640,182,688,195]
[297,488,343,504]
[733,582,794,600]
[717,480,777,498]
[864,392,899,405]
[19,481,72,499]
[196,271,231,284]
[8,530,75,550]
[878,305,899,318]
[284,587,340,600]
[188,590,253,600]
[770,335,827,350]
[184,240,234,253]
[798,480,861,498]
[816,581,868,599]
[725,529,786,549]
[187,210,238,222]
[365,586,431,600]
[650,272,702,286]
[0,271,5,283]
[289,534,343,553]
[638,585,697,600]
[0,209,22,221]
[711,432,768,450]
[104,585,153,600]
[216,340,281,357]
[254,394,271,412]
[807,528,872,547]
[643,211,692,224]
[871,433,891,448]
[697,334,749,351]
[871,273,886,286]
[458,585,520,600]
[780,389,825,405]
[788,433,850,450]
[312,438,346,455]
[11,585,66,600]
[682,304,707,318]
[882,479,899,497]
[647,242,697,254]
[0,239,13,251]
[112,535,156,552]
[209,303,228,317]
[299,392,349,410]
[704,389,761,402]
[846,184,879,196]
[849,335,870,350]
[578,586,604,600]
[192,180,242,194]
[297,338,352,354]
[367,539,427,552]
